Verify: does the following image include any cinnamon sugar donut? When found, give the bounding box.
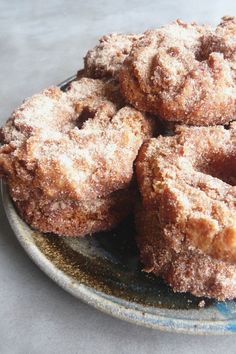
[13,186,136,237]
[136,125,236,299]
[84,33,141,79]
[120,17,236,126]
[0,77,156,236]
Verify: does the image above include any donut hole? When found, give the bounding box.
[76,107,96,129]
[194,46,217,62]
[194,50,208,62]
[196,152,236,186]
[195,35,232,63]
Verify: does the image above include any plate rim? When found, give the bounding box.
[3,173,236,335]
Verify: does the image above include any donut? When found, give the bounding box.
[13,185,136,238]
[135,125,236,299]
[84,33,141,79]
[0,77,156,237]
[120,17,236,126]
[136,207,236,300]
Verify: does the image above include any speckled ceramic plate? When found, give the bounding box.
[2,76,236,335]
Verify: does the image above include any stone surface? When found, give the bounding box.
[1,0,236,352]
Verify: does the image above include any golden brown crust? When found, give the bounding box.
[120,17,236,126]
[0,77,156,236]
[0,78,155,200]
[13,187,136,237]
[136,206,236,300]
[135,124,236,299]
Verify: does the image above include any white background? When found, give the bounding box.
[0,0,236,352]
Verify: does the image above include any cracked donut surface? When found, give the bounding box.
[120,16,236,125]
[84,33,141,79]
[0,77,156,236]
[136,125,236,299]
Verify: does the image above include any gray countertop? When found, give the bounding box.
[1,0,236,352]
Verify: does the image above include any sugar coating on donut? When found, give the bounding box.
[136,125,236,262]
[84,33,141,79]
[14,187,136,237]
[0,87,74,146]
[135,125,236,299]
[0,78,156,203]
[120,16,236,125]
[136,206,236,300]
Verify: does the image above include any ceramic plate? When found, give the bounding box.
[2,76,236,335]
